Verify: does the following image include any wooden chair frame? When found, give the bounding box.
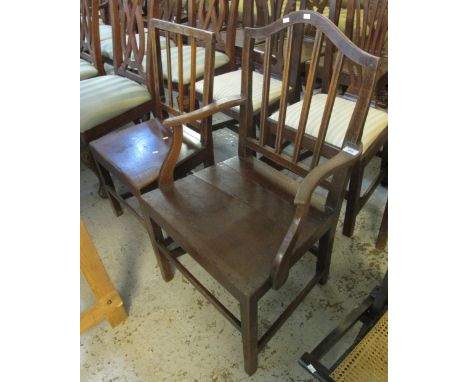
[90,18,244,225]
[81,0,156,197]
[81,0,105,76]
[141,11,380,375]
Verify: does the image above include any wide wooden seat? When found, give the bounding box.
[141,11,381,375]
[91,119,202,191]
[142,156,330,298]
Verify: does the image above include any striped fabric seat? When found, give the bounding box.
[80,75,151,133]
[80,59,99,81]
[195,70,284,113]
[160,45,230,85]
[269,94,387,152]
[100,33,175,59]
[99,23,113,41]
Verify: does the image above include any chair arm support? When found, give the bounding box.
[162,95,246,128]
[271,145,362,289]
[294,145,362,206]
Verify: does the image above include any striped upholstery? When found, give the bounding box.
[99,24,113,41]
[80,75,151,133]
[160,45,230,85]
[100,34,174,59]
[80,59,99,81]
[195,69,284,113]
[269,94,387,152]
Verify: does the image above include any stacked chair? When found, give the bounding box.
[80,0,388,376]
[80,0,105,80]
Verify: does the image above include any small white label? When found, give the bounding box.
[303,13,311,19]
[283,17,290,23]
[306,364,317,373]
[343,146,360,156]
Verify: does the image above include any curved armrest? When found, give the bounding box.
[295,145,362,206]
[162,95,246,128]
[271,144,362,289]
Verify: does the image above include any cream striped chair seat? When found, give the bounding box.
[269,93,387,152]
[99,23,113,41]
[100,32,175,59]
[80,75,152,133]
[160,45,230,85]
[195,70,283,113]
[80,59,99,81]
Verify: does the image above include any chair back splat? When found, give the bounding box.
[81,0,105,75]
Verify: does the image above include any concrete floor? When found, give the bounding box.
[80,127,387,382]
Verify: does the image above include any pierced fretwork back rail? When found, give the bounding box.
[110,0,150,84]
[333,0,387,95]
[187,0,239,66]
[149,18,216,145]
[81,0,105,75]
[240,11,379,182]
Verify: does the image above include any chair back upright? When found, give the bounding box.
[81,0,105,75]
[109,0,155,89]
[187,0,240,70]
[151,0,186,22]
[149,18,217,148]
[326,0,387,96]
[240,10,380,210]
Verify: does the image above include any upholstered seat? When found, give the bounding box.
[99,23,113,41]
[80,75,152,132]
[80,59,99,81]
[269,93,388,152]
[160,45,230,85]
[100,33,174,59]
[195,70,283,113]
[90,119,202,190]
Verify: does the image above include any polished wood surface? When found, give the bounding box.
[141,10,380,375]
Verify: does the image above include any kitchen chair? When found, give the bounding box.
[141,10,380,374]
[90,18,243,224]
[81,0,155,197]
[81,0,105,80]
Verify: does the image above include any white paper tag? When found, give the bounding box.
[306,364,317,373]
[283,17,290,23]
[343,146,360,156]
[303,13,311,19]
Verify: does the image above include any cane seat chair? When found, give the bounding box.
[141,11,380,375]
[90,18,243,224]
[81,0,106,80]
[81,0,155,196]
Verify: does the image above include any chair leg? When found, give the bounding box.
[343,161,364,238]
[95,162,123,217]
[240,297,258,376]
[81,147,106,199]
[380,141,388,187]
[144,214,175,282]
[317,227,336,285]
[375,201,388,250]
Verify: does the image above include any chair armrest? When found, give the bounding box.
[295,145,362,206]
[162,95,245,128]
[271,144,362,289]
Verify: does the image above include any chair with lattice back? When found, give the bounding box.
[140,10,380,375]
[81,0,105,80]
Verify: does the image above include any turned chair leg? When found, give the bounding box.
[240,297,258,376]
[317,227,336,285]
[343,161,364,238]
[144,214,175,282]
[95,162,123,217]
[81,147,107,199]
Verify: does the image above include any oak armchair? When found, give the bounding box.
[141,10,380,375]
